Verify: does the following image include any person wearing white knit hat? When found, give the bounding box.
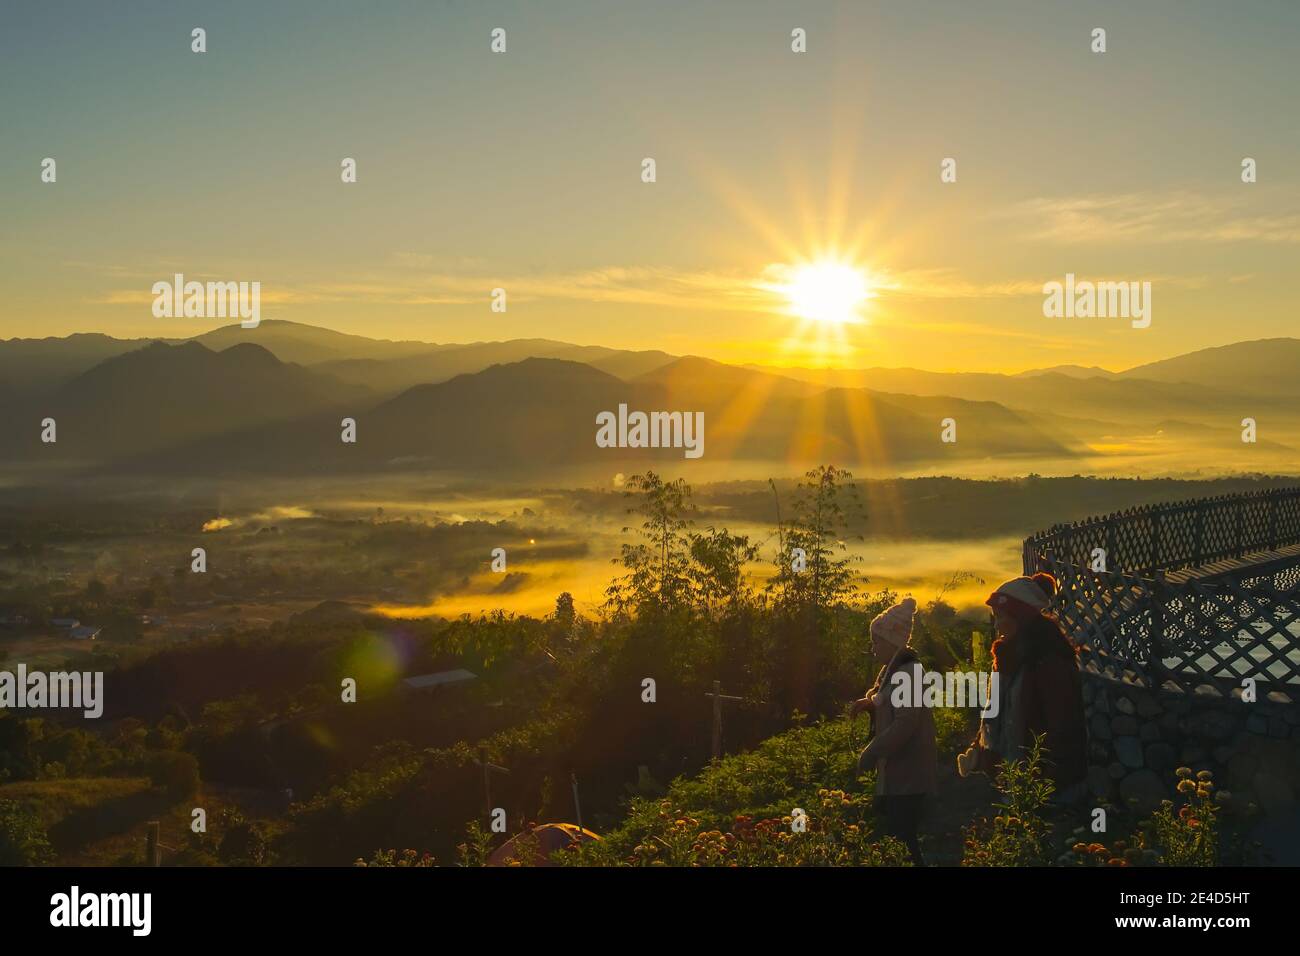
[847,596,936,865]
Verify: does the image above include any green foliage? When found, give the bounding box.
[562,715,912,866]
[217,807,269,865]
[0,798,54,865]
[769,465,864,617]
[1059,767,1222,867]
[932,705,975,756]
[567,792,912,867]
[688,526,760,616]
[0,714,132,783]
[141,750,200,800]
[971,629,990,675]
[606,472,695,616]
[6,464,1025,866]
[961,734,1055,866]
[355,848,436,867]
[1142,768,1220,867]
[456,821,493,867]
[573,714,878,857]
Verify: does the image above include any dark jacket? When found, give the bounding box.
[983,623,1088,788]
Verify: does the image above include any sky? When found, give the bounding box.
[2,0,1297,372]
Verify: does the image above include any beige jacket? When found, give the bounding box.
[860,649,939,797]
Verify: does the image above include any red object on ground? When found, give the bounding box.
[487,823,601,866]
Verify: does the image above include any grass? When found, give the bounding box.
[0,776,152,832]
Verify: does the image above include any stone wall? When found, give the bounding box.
[1081,670,1300,818]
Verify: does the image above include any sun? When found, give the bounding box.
[776,260,872,326]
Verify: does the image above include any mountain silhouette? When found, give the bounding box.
[1,341,371,461]
[4,322,1296,476]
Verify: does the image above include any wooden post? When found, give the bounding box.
[570,772,583,830]
[703,680,744,761]
[472,745,510,816]
[1150,572,1167,687]
[146,821,161,867]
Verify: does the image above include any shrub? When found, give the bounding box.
[1146,768,1220,866]
[566,790,912,867]
[456,821,493,867]
[1057,767,1221,867]
[142,751,200,800]
[0,798,54,865]
[217,808,269,865]
[961,735,1055,867]
[355,848,436,867]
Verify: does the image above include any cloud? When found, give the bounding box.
[86,248,1213,317]
[998,193,1300,244]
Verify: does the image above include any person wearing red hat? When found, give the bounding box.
[958,572,1088,801]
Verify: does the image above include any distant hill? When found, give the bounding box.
[119,357,655,474]
[1017,364,1119,380]
[1,341,374,460]
[0,332,157,395]
[1121,338,1300,398]
[750,364,1286,429]
[106,355,1076,476]
[315,339,676,395]
[5,322,1297,476]
[193,319,443,366]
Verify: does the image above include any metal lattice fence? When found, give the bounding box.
[1023,488,1300,693]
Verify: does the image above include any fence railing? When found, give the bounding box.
[1023,488,1300,693]
[1023,486,1300,578]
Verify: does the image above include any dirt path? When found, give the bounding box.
[919,759,1000,866]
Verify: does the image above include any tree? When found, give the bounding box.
[606,472,695,616]
[688,527,758,615]
[770,465,864,617]
[767,466,866,715]
[553,592,576,630]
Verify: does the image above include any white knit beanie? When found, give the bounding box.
[986,575,1052,612]
[870,597,916,649]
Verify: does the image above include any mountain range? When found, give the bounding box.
[1,321,1296,476]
